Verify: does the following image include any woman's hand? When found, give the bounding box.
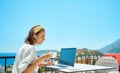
[38,53,52,62]
[38,62,54,67]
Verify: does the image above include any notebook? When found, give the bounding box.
[54,48,76,67]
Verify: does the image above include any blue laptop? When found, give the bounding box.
[54,48,76,67]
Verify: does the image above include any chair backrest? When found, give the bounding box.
[95,57,119,73]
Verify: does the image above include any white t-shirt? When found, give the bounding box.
[0,64,5,73]
[12,44,39,73]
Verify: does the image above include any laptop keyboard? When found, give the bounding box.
[54,64,67,67]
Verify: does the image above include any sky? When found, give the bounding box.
[0,0,120,53]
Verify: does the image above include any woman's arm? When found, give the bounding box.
[22,53,51,73]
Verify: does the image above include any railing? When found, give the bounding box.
[2,55,120,73]
[76,55,103,64]
[0,56,15,72]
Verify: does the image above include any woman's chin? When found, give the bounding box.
[38,42,43,45]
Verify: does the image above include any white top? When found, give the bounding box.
[0,64,5,73]
[12,44,39,73]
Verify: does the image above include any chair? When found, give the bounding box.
[109,71,119,73]
[95,57,119,73]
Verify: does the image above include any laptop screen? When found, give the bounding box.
[59,48,76,66]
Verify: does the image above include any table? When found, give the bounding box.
[45,63,114,73]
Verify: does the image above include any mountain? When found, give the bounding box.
[98,39,120,53]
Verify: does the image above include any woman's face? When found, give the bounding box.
[35,30,45,45]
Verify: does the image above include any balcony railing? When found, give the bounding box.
[76,55,103,64]
[0,55,119,73]
[0,56,15,73]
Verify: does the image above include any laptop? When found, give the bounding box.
[54,48,76,68]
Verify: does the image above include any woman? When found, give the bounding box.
[12,25,53,73]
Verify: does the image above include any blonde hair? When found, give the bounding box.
[25,25,45,45]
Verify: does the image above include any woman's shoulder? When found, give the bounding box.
[19,43,34,52]
[23,43,34,48]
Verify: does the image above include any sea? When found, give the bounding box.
[0,52,43,66]
[0,53,16,66]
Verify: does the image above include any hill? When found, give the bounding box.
[37,50,58,56]
[98,39,120,53]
